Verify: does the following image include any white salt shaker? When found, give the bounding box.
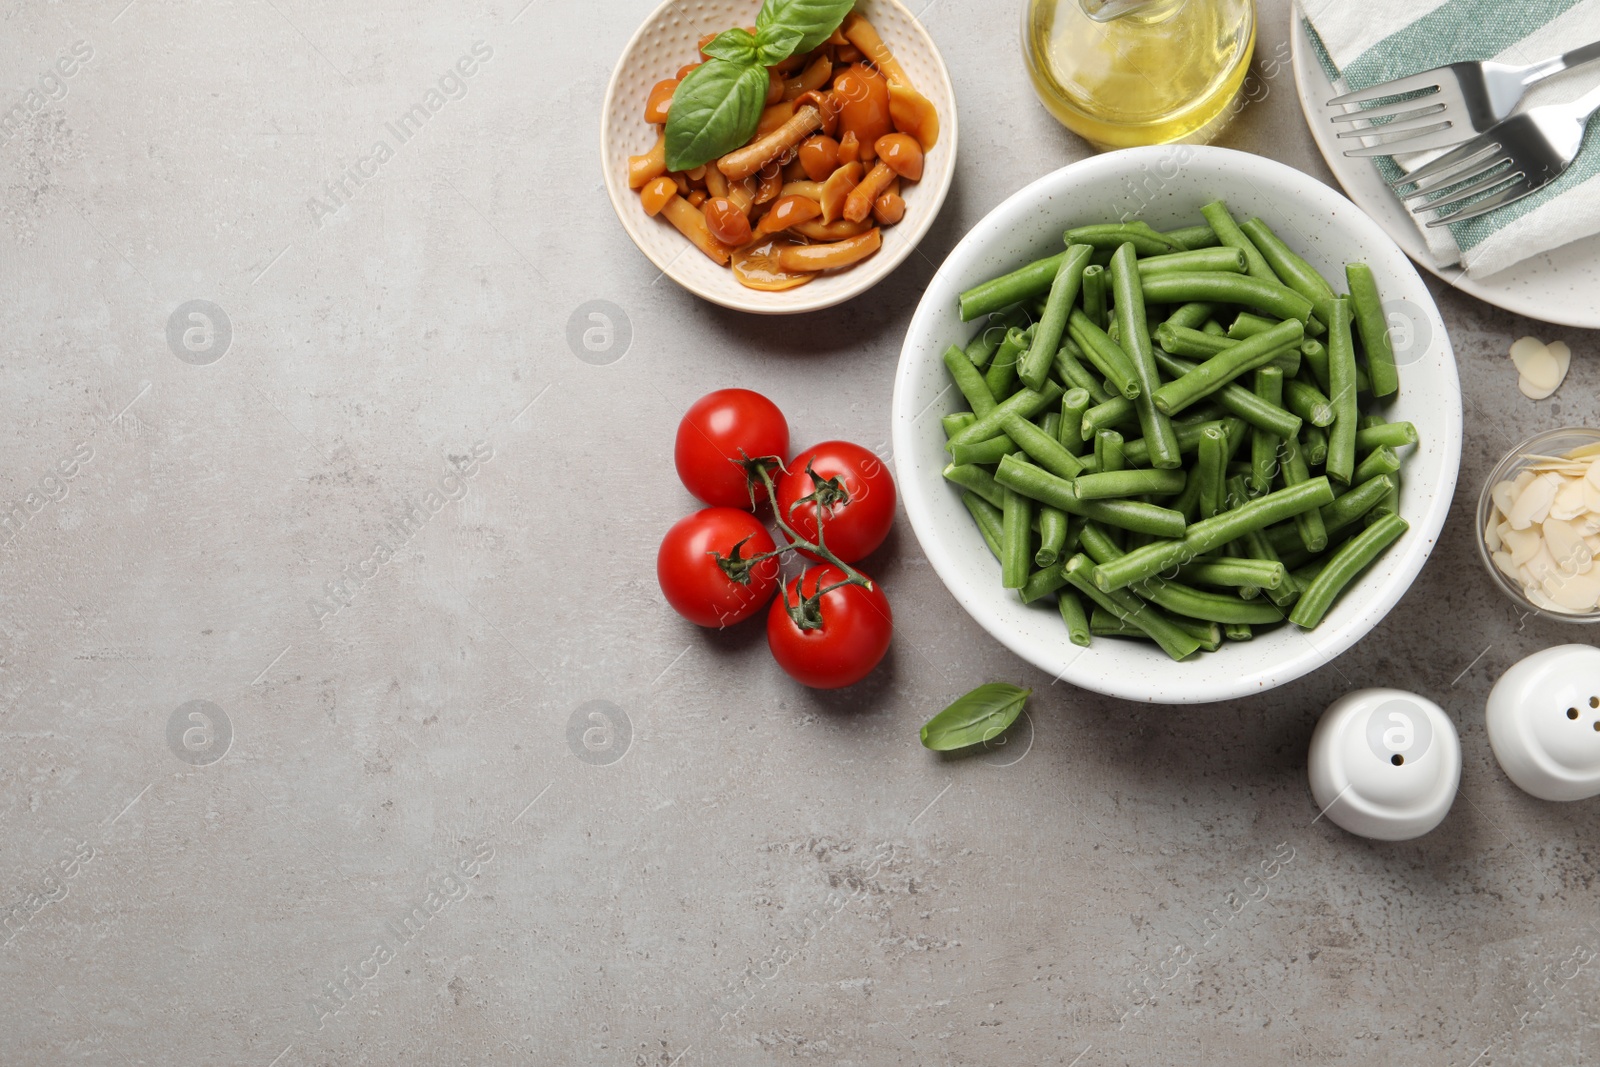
[1308,688,1461,840]
[1486,644,1600,801]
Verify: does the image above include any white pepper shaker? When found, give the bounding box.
[1486,644,1600,801]
[1308,688,1461,840]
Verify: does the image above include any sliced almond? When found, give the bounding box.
[1549,340,1572,383]
[1503,526,1543,567]
[1527,585,1565,613]
[1544,516,1593,574]
[1523,542,1562,589]
[1492,479,1519,516]
[1486,517,1503,553]
[1520,375,1559,401]
[1513,470,1537,494]
[1508,472,1560,529]
[1549,569,1600,612]
[1512,338,1561,390]
[1552,476,1590,520]
[1493,549,1521,581]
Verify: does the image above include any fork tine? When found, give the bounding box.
[1327,70,1445,107]
[1409,167,1522,214]
[1343,122,1472,158]
[1329,95,1446,125]
[1399,153,1512,201]
[1390,135,1500,188]
[1423,179,1536,227]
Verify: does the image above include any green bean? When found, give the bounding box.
[1122,416,1227,468]
[1356,419,1420,454]
[1161,224,1220,250]
[1376,472,1400,518]
[1353,445,1400,485]
[1163,302,1218,331]
[1196,425,1228,519]
[1095,428,1126,473]
[1137,247,1247,276]
[1062,555,1202,661]
[1250,367,1284,494]
[1201,319,1227,336]
[1303,424,1328,467]
[1081,397,1136,440]
[1036,505,1069,568]
[1001,412,1085,479]
[1082,264,1108,329]
[994,455,1188,538]
[1346,262,1399,397]
[964,306,1031,368]
[947,381,1064,449]
[1221,416,1250,464]
[959,251,1065,321]
[948,435,1018,466]
[1151,350,1303,440]
[942,345,998,417]
[1283,378,1334,428]
[1288,514,1408,628]
[1237,528,1299,608]
[1152,319,1304,415]
[1228,311,1278,339]
[1140,271,1315,326]
[1300,338,1329,392]
[1053,338,1113,403]
[1091,478,1335,591]
[1322,475,1395,539]
[1224,622,1254,641]
[1021,564,1069,604]
[1089,608,1224,650]
[1239,217,1338,327]
[1059,389,1092,454]
[1064,223,1183,255]
[1279,433,1328,552]
[943,462,1004,509]
[1325,296,1358,484]
[1153,324,1302,375]
[1068,310,1141,399]
[961,491,1004,560]
[1059,589,1092,646]
[1199,200,1277,283]
[984,325,1031,398]
[1074,467,1186,500]
[942,412,976,439]
[1111,243,1183,469]
[1001,487,1032,589]
[1019,244,1093,391]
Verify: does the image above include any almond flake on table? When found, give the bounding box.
[1509,335,1573,401]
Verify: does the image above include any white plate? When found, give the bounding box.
[891,146,1462,705]
[1290,9,1600,329]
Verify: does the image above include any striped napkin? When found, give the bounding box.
[1302,0,1600,278]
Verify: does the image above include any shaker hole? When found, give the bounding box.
[1391,754,1404,766]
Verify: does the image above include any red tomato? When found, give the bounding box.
[658,508,779,628]
[775,441,896,562]
[674,389,789,508]
[767,565,892,689]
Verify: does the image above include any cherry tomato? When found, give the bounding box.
[657,508,779,628]
[767,565,892,689]
[775,441,896,562]
[674,389,790,508]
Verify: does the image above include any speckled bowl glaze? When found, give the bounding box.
[892,146,1463,704]
[600,0,957,314]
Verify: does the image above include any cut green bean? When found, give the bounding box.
[994,455,1188,538]
[1163,302,1218,331]
[1224,622,1254,641]
[1141,271,1315,326]
[1199,201,1277,283]
[1279,433,1328,552]
[943,462,1004,509]
[1068,309,1141,399]
[1001,487,1033,590]
[1322,475,1395,538]
[1064,223,1183,255]
[1036,505,1069,568]
[1111,242,1182,469]
[1091,478,1335,592]
[1289,514,1408,628]
[1346,262,1399,397]
[1152,318,1304,415]
[1228,311,1277,338]
[1095,428,1126,473]
[1122,414,1227,467]
[962,491,1004,560]
[1161,224,1220,250]
[1250,367,1284,494]
[1082,264,1108,329]
[943,345,998,417]
[1081,396,1137,440]
[1021,564,1069,604]
[964,306,1031,368]
[947,382,1064,449]
[948,435,1018,466]
[1303,424,1328,467]
[1352,445,1400,485]
[1001,412,1085,479]
[984,325,1031,398]
[1325,295,1358,484]
[1059,589,1092,646]
[1355,421,1417,452]
[1137,247,1247,276]
[1196,425,1228,519]
[1074,467,1186,500]
[1020,243,1093,391]
[1062,555,1202,661]
[1059,389,1092,454]
[1053,338,1113,404]
[959,252,1065,321]
[1153,349,1303,440]
[1283,378,1334,428]
[1153,324,1303,376]
[1240,217,1338,327]
[1300,338,1329,392]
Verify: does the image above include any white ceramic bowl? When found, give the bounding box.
[891,146,1463,704]
[600,0,957,315]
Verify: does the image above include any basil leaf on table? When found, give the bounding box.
[920,684,1032,751]
[701,27,759,64]
[664,58,770,172]
[757,0,857,55]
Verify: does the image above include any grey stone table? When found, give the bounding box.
[3,1,1597,1064]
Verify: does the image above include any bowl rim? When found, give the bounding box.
[1474,425,1600,623]
[890,144,1464,703]
[598,0,960,316]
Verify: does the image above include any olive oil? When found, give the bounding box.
[1023,0,1256,150]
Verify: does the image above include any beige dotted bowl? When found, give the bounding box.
[600,0,958,315]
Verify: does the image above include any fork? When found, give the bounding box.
[1326,40,1600,157]
[1389,80,1600,227]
